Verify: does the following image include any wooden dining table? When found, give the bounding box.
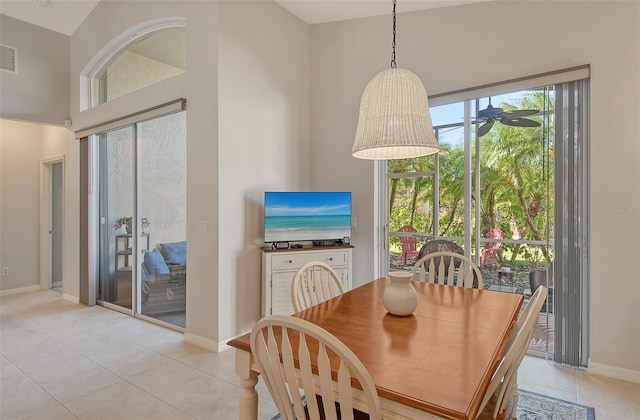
[228,278,523,420]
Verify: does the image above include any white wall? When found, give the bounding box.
[0,120,41,291]
[218,1,310,340]
[310,1,640,378]
[0,16,77,296]
[70,0,220,347]
[0,120,77,296]
[0,15,70,125]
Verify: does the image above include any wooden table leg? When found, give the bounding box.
[235,348,259,420]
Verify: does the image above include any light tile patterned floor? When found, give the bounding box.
[2,290,639,419]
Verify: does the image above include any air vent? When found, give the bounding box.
[1,45,17,73]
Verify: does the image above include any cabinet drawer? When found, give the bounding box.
[271,251,348,271]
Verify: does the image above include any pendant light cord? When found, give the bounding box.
[391,0,397,68]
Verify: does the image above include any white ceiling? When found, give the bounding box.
[0,0,492,36]
[274,0,493,25]
[0,0,101,36]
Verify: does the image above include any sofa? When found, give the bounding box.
[141,241,186,314]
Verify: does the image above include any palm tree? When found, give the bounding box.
[481,92,554,262]
[437,144,465,236]
[387,90,554,265]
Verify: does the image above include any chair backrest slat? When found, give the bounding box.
[413,251,483,289]
[259,326,297,419]
[316,342,335,420]
[337,360,354,419]
[298,331,320,418]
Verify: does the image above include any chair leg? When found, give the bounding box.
[507,378,519,419]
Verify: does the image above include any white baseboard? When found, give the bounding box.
[588,362,640,384]
[62,293,79,304]
[184,332,223,352]
[0,285,41,297]
[218,342,232,352]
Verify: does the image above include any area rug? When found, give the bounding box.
[516,389,595,420]
[270,389,596,420]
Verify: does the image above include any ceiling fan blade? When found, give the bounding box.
[477,120,494,137]
[499,117,541,127]
[501,109,539,118]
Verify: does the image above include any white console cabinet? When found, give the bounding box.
[261,246,353,316]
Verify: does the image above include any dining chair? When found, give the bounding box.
[291,261,345,313]
[412,251,483,289]
[250,315,382,420]
[476,286,549,419]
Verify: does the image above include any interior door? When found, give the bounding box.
[51,161,63,288]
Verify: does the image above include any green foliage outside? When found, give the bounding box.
[389,92,554,266]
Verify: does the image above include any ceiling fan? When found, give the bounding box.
[476,98,541,137]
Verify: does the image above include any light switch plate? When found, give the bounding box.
[196,220,208,233]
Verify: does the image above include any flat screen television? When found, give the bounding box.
[264,191,351,243]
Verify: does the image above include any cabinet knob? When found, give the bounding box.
[329,257,333,261]
[288,260,293,264]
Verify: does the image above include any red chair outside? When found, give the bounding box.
[481,228,504,268]
[398,225,420,266]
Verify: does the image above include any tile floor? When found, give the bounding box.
[2,290,639,419]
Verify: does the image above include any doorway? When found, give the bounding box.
[40,157,64,293]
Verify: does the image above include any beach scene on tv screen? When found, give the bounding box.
[265,192,351,243]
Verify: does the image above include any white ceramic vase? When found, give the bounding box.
[383,271,418,316]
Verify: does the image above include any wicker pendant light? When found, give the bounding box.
[352,0,439,160]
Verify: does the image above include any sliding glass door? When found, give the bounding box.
[138,112,187,327]
[98,126,135,310]
[383,78,589,365]
[93,110,187,328]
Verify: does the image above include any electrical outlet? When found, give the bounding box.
[1,267,9,276]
